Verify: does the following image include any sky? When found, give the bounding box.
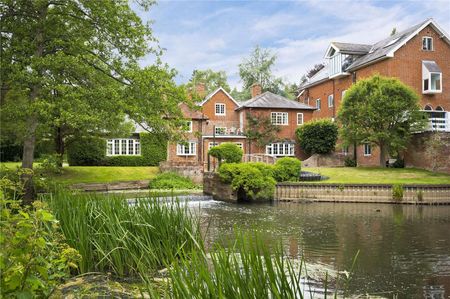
[135,0,450,89]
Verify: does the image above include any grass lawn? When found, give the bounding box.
[303,167,450,185]
[1,162,159,185]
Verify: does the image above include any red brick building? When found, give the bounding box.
[167,84,315,168]
[297,18,450,166]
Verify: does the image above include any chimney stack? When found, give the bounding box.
[251,83,262,98]
[195,83,206,97]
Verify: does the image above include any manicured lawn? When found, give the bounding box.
[303,167,450,185]
[0,162,159,185]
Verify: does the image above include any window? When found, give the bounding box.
[271,112,288,125]
[297,113,304,125]
[341,90,347,100]
[184,121,193,132]
[107,139,141,156]
[235,142,243,149]
[215,103,225,115]
[364,144,372,156]
[208,142,219,150]
[342,146,349,156]
[316,99,321,110]
[177,142,196,156]
[214,127,226,135]
[422,37,433,51]
[266,143,295,156]
[422,61,442,94]
[328,94,334,108]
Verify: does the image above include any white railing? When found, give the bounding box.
[428,117,449,132]
[243,154,278,165]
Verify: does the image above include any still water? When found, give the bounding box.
[184,197,450,298]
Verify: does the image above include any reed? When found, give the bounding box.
[45,189,201,277]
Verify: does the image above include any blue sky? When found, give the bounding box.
[135,0,450,89]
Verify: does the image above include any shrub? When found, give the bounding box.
[218,163,276,201]
[0,199,81,298]
[273,157,301,182]
[392,158,405,168]
[208,142,243,164]
[249,162,274,178]
[344,157,357,167]
[149,172,197,190]
[106,155,146,166]
[67,136,106,166]
[0,143,22,162]
[296,119,338,155]
[39,154,63,174]
[417,190,424,202]
[392,184,404,201]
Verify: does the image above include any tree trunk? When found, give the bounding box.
[379,142,387,167]
[21,3,47,204]
[353,141,358,166]
[54,126,64,168]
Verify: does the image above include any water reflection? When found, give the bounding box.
[189,199,450,298]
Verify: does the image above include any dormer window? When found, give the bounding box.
[422,61,442,94]
[422,37,433,51]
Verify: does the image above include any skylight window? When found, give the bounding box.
[383,36,401,48]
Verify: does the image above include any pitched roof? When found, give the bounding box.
[199,87,240,107]
[179,103,208,120]
[236,91,316,111]
[299,18,450,91]
[330,42,372,55]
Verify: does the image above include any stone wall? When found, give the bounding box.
[404,132,450,174]
[276,183,450,204]
[159,161,204,184]
[302,153,346,167]
[203,172,237,202]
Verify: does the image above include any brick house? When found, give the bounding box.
[167,84,315,168]
[297,18,450,166]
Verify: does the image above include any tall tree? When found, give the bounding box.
[185,69,230,95]
[244,112,280,154]
[238,45,283,94]
[0,0,188,202]
[337,75,426,166]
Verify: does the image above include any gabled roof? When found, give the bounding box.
[236,91,316,111]
[299,18,450,91]
[199,87,240,107]
[179,103,208,120]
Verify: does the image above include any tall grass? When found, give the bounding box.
[166,232,337,299]
[44,189,201,278]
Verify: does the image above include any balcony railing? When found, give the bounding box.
[328,53,350,78]
[428,117,449,132]
[213,127,245,136]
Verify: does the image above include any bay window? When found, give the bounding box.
[422,61,442,94]
[266,143,295,156]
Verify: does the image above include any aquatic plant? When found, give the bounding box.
[45,190,201,277]
[392,184,404,201]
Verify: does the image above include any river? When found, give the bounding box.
[183,197,450,298]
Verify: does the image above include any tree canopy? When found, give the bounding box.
[185,69,230,95]
[337,75,426,166]
[0,0,188,201]
[295,119,338,155]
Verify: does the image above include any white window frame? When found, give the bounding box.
[364,144,372,156]
[297,113,304,125]
[215,103,226,116]
[214,127,226,135]
[176,142,197,156]
[316,99,321,110]
[328,94,334,108]
[106,138,141,156]
[266,143,295,156]
[423,72,442,94]
[271,112,289,125]
[342,146,349,156]
[422,36,433,51]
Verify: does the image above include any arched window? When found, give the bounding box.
[424,105,433,111]
[435,106,444,111]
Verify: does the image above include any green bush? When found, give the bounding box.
[273,157,301,182]
[67,136,106,166]
[392,158,405,168]
[218,163,276,201]
[209,142,243,164]
[0,199,81,298]
[344,157,357,167]
[249,162,275,178]
[392,184,404,201]
[106,155,146,166]
[149,172,197,190]
[296,119,338,155]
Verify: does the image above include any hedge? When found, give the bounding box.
[295,119,338,155]
[67,133,167,166]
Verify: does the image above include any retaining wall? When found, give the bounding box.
[159,161,203,184]
[276,183,450,204]
[203,172,237,202]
